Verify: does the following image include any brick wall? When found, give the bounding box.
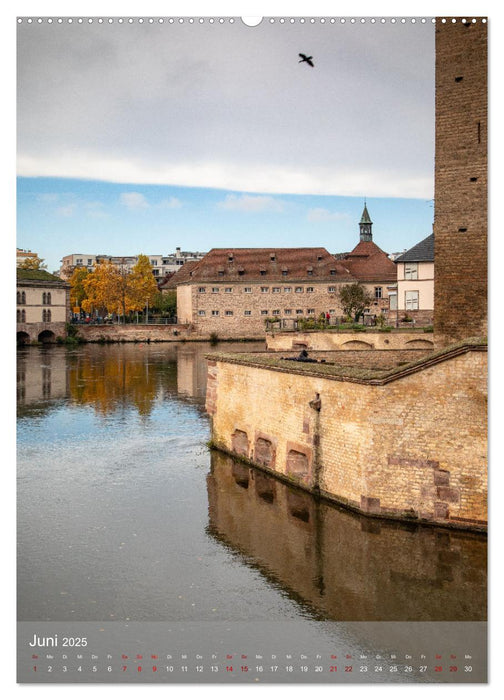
[266,331,435,352]
[208,450,486,620]
[434,19,487,344]
[179,281,348,336]
[207,345,487,530]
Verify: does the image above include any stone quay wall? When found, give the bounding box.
[206,342,487,531]
[72,324,266,343]
[266,330,435,352]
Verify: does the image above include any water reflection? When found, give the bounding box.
[207,451,487,621]
[16,341,264,417]
[17,342,486,626]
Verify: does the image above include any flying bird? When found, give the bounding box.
[299,53,314,67]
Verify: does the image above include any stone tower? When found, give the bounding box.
[433,18,487,345]
[359,202,373,242]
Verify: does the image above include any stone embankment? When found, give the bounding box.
[206,338,487,531]
[266,329,435,352]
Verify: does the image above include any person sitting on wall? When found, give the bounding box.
[283,349,318,363]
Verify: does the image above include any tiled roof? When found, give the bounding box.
[344,240,397,282]
[169,248,356,284]
[394,234,434,263]
[161,260,201,288]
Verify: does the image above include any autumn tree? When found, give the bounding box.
[69,267,89,309]
[337,283,373,322]
[126,254,159,315]
[81,261,121,317]
[80,255,158,320]
[18,255,47,270]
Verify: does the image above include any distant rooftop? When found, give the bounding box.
[394,234,434,263]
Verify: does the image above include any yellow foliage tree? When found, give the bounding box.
[80,256,158,319]
[18,255,47,270]
[69,267,89,309]
[81,262,121,316]
[127,254,159,314]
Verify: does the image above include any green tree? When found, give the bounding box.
[337,283,373,322]
[152,290,177,317]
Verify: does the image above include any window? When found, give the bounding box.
[151,260,157,266]
[198,310,206,316]
[76,258,83,265]
[296,309,303,315]
[295,287,303,293]
[307,308,315,315]
[283,287,291,293]
[284,309,292,315]
[261,310,268,315]
[307,270,313,276]
[260,270,267,276]
[244,310,252,316]
[405,291,419,310]
[87,259,93,266]
[17,309,21,322]
[282,270,288,276]
[375,287,383,299]
[224,287,233,293]
[153,269,159,276]
[272,287,281,293]
[211,310,220,316]
[42,292,51,305]
[405,262,418,280]
[328,286,336,293]
[244,287,252,293]
[22,309,26,322]
[212,287,220,293]
[42,309,52,322]
[330,269,336,276]
[261,287,269,293]
[389,293,397,311]
[272,309,280,316]
[225,310,233,316]
[218,270,224,276]
[198,287,206,293]
[306,287,314,293]
[17,291,21,304]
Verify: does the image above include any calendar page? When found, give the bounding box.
[16,8,488,686]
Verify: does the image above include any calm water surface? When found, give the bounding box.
[17,343,486,624]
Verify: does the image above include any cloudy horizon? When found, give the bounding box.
[17,16,435,271]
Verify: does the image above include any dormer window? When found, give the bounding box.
[270,254,276,261]
[282,267,288,276]
[228,253,234,263]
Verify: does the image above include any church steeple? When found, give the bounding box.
[359,201,373,242]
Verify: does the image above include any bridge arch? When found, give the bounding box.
[38,330,56,344]
[17,331,30,346]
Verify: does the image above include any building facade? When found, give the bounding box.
[433,18,487,344]
[17,269,70,344]
[59,247,206,281]
[394,233,434,326]
[172,248,356,336]
[342,204,398,322]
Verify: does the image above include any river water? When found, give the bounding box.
[17,342,487,678]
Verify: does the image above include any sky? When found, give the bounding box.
[16,12,436,272]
